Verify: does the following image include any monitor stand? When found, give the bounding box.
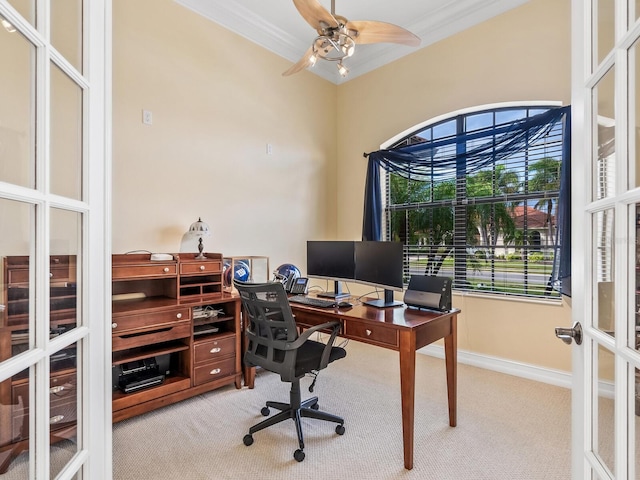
[363,289,404,308]
[317,280,350,300]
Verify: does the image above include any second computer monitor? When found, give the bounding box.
[354,241,404,291]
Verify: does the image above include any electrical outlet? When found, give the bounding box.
[142,109,153,125]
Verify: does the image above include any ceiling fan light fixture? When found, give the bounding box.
[284,0,420,78]
[339,34,355,58]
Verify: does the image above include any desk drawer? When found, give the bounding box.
[112,263,177,279]
[112,307,190,335]
[344,320,399,348]
[13,400,76,441]
[193,357,236,386]
[179,261,222,275]
[193,334,235,364]
[12,371,77,415]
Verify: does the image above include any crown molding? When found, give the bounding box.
[175,0,529,85]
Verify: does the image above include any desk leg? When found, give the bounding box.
[444,315,457,427]
[398,330,416,470]
[244,365,255,389]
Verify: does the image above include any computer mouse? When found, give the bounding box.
[337,301,353,309]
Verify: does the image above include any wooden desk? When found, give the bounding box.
[243,297,459,470]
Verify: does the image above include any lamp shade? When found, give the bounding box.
[179,217,211,254]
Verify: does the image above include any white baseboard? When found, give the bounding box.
[418,344,573,389]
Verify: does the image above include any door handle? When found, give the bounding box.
[555,322,582,345]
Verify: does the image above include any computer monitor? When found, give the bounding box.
[306,241,355,299]
[354,241,404,308]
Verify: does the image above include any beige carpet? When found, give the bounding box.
[2,340,572,479]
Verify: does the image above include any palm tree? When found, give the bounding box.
[529,157,561,247]
[466,165,520,252]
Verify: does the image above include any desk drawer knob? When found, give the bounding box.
[111,323,117,329]
[176,313,182,319]
[209,368,221,375]
[50,415,64,424]
[199,265,205,271]
[210,347,221,353]
[163,267,170,273]
[366,329,372,336]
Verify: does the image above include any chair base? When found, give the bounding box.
[244,379,344,461]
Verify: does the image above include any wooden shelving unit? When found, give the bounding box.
[111,253,242,422]
[0,252,243,472]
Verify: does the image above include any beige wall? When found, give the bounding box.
[113,0,337,268]
[113,0,573,373]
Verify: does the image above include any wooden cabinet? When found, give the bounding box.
[111,253,242,423]
[0,255,79,473]
[0,252,242,472]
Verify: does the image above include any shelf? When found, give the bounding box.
[112,341,189,366]
[112,296,180,315]
[112,375,191,409]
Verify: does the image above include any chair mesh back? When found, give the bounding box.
[235,281,300,382]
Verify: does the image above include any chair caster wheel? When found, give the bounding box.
[310,402,319,410]
[335,424,345,435]
[261,407,270,416]
[243,434,254,446]
[294,449,305,462]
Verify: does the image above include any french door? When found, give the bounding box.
[0,1,111,478]
[572,0,640,478]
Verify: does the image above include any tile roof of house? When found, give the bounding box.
[512,206,555,229]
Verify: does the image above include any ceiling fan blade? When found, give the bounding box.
[282,47,316,76]
[293,0,339,32]
[347,20,421,47]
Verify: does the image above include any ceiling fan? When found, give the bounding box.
[283,0,421,78]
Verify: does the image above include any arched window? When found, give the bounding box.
[363,103,571,299]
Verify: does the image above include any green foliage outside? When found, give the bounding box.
[388,157,561,296]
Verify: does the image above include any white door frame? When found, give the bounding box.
[571,0,640,478]
[0,1,111,478]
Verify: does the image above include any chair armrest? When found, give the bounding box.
[284,320,341,350]
[284,320,342,370]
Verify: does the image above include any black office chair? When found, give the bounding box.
[234,280,346,462]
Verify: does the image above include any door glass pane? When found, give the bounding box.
[51,0,82,72]
[631,39,640,188]
[633,0,640,26]
[594,68,616,200]
[50,64,82,200]
[0,365,31,475]
[631,362,640,479]
[50,208,80,332]
[636,205,640,350]
[50,209,81,476]
[0,199,34,361]
[0,14,35,189]
[594,344,615,474]
[594,209,616,336]
[50,340,78,478]
[596,0,615,66]
[5,0,35,26]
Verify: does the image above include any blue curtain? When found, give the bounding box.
[550,111,572,297]
[362,105,572,293]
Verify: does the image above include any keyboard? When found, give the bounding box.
[288,295,337,308]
